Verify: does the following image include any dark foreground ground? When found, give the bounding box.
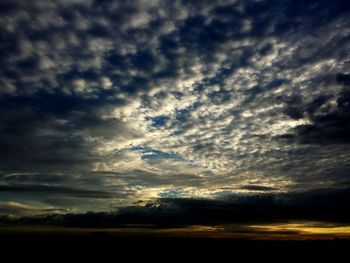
[1,229,349,260]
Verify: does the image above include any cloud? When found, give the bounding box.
[0,201,69,216]
[238,185,278,192]
[280,73,350,144]
[0,0,350,214]
[2,187,350,226]
[0,184,115,199]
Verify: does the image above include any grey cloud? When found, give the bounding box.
[0,184,115,198]
[0,201,69,216]
[280,73,350,145]
[238,185,278,192]
[0,94,140,172]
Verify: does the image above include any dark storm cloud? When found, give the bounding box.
[280,73,350,144]
[0,93,138,171]
[2,187,350,227]
[0,0,350,214]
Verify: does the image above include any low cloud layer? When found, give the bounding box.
[0,0,350,215]
[2,187,350,227]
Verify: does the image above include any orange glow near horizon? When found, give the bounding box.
[246,221,350,237]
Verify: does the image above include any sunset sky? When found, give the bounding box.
[0,0,350,235]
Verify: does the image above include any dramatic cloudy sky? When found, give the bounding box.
[0,0,350,216]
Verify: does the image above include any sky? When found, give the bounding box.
[0,0,350,221]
